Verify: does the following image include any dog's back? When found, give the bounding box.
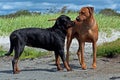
[8,28,64,53]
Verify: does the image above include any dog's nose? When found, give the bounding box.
[70,21,75,26]
[76,16,80,21]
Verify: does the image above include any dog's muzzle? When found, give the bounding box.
[67,21,75,28]
[71,21,75,26]
[70,21,75,27]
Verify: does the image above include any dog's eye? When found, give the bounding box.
[80,12,85,15]
[79,12,85,15]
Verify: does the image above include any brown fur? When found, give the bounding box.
[66,7,98,69]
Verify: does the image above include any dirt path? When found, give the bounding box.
[0,54,120,80]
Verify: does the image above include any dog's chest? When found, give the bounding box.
[79,29,93,41]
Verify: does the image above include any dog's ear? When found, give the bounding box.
[87,7,94,15]
[54,18,60,26]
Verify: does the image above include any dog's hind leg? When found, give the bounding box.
[58,50,72,71]
[12,41,25,74]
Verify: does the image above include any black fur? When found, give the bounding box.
[5,15,74,73]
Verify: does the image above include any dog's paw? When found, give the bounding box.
[13,70,21,74]
[92,63,97,69]
[67,68,73,71]
[57,67,63,71]
[81,64,87,70]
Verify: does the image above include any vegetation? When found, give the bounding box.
[97,38,120,58]
[0,13,120,36]
[97,9,120,58]
[0,10,41,18]
[99,8,120,16]
[0,47,49,60]
[0,13,78,36]
[95,14,120,33]
[0,47,5,56]
[20,47,49,60]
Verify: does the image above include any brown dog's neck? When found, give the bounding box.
[83,15,96,28]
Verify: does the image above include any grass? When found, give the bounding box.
[0,14,57,35]
[0,13,120,35]
[0,13,120,58]
[97,38,120,58]
[20,47,49,60]
[0,47,50,59]
[0,48,5,57]
[95,14,120,33]
[0,13,77,36]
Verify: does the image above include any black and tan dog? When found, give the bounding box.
[5,15,74,74]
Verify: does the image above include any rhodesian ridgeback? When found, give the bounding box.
[66,7,98,70]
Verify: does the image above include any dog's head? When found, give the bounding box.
[54,15,75,30]
[76,7,94,22]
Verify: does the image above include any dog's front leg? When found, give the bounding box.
[77,39,82,65]
[92,42,97,69]
[80,42,87,70]
[58,50,72,71]
[66,33,73,66]
[77,47,82,65]
[55,52,63,71]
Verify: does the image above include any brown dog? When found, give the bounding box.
[66,7,98,70]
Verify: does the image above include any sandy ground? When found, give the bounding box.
[0,54,120,80]
[0,31,120,80]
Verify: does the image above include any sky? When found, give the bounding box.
[0,0,120,15]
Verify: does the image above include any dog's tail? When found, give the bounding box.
[4,33,18,56]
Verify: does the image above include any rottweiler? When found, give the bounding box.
[5,15,74,74]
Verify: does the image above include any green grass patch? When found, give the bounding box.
[95,14,120,33]
[0,13,77,36]
[0,46,50,60]
[20,47,49,60]
[0,46,7,56]
[0,13,120,36]
[0,14,58,35]
[97,38,120,58]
